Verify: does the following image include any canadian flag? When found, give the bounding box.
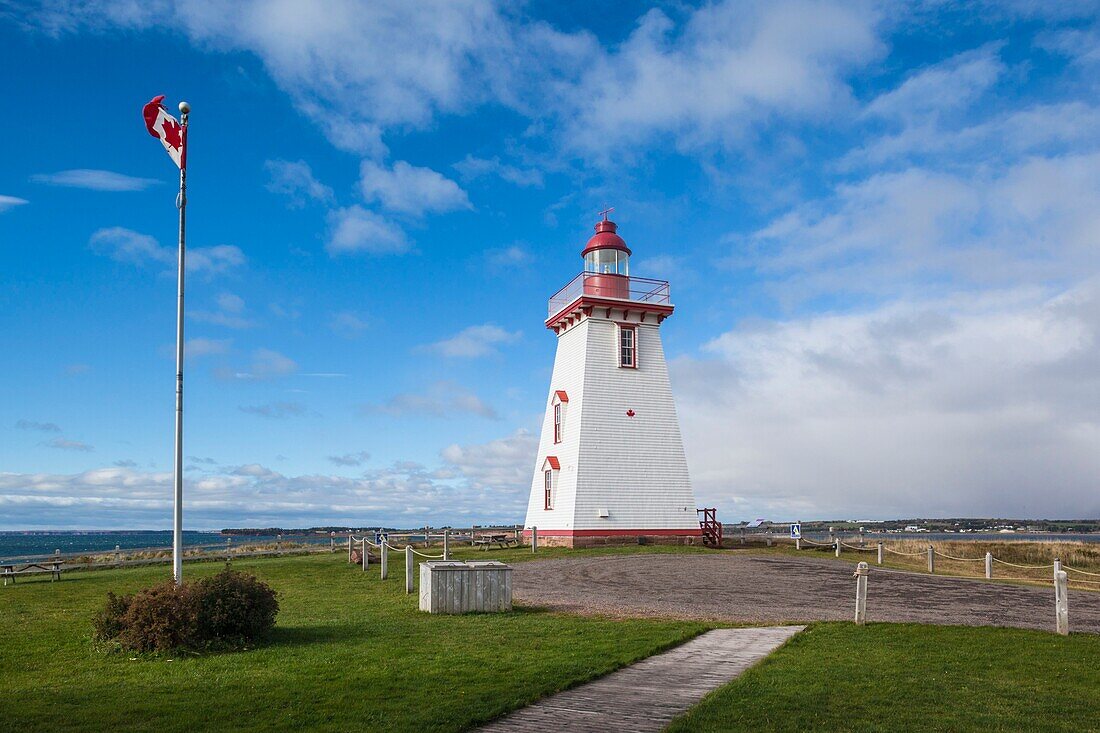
[143,95,186,169]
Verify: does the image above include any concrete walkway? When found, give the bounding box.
[477,625,803,732]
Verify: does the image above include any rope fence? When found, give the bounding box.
[783,533,1100,592]
[850,560,1074,634]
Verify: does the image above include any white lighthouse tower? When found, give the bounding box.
[523,214,703,548]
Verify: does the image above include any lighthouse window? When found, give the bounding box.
[544,470,553,510]
[554,402,562,443]
[619,325,637,368]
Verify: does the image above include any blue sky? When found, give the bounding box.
[2,0,1100,529]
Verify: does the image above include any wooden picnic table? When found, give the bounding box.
[472,534,519,550]
[1,560,63,585]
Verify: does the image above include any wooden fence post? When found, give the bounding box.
[114,545,121,564]
[443,529,451,561]
[361,539,368,571]
[985,551,992,579]
[1054,558,1062,578]
[854,562,869,625]
[835,541,841,558]
[226,538,231,563]
[796,537,801,550]
[927,545,935,574]
[406,546,414,594]
[532,527,538,553]
[876,541,883,565]
[1055,570,1069,635]
[347,535,352,563]
[380,541,389,580]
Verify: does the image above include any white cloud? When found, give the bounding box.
[485,245,532,270]
[0,451,526,528]
[187,245,246,275]
[441,428,537,493]
[674,282,1100,520]
[43,437,94,452]
[552,1,883,156]
[16,0,890,163]
[326,205,409,256]
[423,324,521,358]
[736,153,1100,303]
[191,293,255,329]
[89,227,245,276]
[222,348,299,381]
[359,160,471,216]
[329,311,369,338]
[0,195,29,212]
[15,419,62,433]
[454,155,543,188]
[328,451,371,467]
[31,169,161,191]
[863,45,1004,122]
[363,381,498,419]
[239,401,309,419]
[185,338,231,358]
[20,0,524,153]
[263,159,333,206]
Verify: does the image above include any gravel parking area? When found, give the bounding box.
[512,552,1100,633]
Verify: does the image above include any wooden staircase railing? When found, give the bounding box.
[697,508,722,547]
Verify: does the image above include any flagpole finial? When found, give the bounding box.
[178,101,191,115]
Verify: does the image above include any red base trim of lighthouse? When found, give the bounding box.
[522,528,703,549]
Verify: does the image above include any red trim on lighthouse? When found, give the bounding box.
[544,456,560,470]
[530,528,703,537]
[554,390,569,403]
[581,219,632,257]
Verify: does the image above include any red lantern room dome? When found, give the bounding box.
[581,218,632,258]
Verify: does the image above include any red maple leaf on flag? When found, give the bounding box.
[160,118,182,151]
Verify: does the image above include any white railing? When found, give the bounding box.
[547,272,671,319]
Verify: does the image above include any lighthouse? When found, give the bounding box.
[523,214,702,547]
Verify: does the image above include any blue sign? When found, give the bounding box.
[790,523,802,539]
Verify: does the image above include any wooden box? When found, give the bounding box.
[418,561,513,614]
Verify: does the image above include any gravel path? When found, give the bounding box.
[512,553,1100,633]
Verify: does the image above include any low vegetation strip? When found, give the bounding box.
[0,552,706,732]
[798,539,1100,587]
[667,623,1100,732]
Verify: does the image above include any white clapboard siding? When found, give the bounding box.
[524,308,698,534]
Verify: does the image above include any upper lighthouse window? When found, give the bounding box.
[585,248,629,276]
[619,325,637,368]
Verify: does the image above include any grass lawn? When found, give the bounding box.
[0,549,707,732]
[668,622,1100,733]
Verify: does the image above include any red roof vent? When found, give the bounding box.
[581,217,632,258]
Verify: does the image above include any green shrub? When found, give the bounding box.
[93,569,278,652]
[194,569,279,644]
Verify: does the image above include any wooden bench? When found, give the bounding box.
[1,561,63,586]
[472,534,518,550]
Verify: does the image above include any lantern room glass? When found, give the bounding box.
[584,248,629,276]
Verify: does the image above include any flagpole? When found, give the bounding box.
[172,101,190,585]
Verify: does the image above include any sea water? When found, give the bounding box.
[0,530,332,562]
